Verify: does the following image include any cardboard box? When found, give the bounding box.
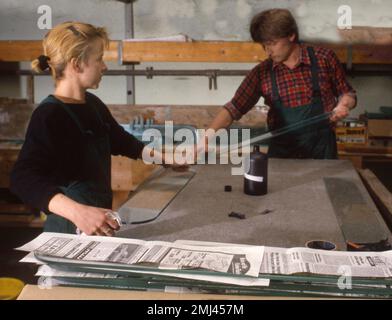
[336,126,367,144]
[367,119,392,137]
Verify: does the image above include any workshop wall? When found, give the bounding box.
[0,0,129,104]
[0,0,391,117]
[133,0,392,116]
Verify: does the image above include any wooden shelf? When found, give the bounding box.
[1,40,391,64]
[0,40,119,62]
[121,41,268,62]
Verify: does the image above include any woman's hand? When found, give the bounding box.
[71,205,120,236]
[48,193,120,236]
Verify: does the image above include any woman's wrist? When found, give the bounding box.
[48,193,85,223]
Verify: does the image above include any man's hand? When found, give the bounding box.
[330,104,350,122]
[330,93,356,122]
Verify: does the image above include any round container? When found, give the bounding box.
[0,277,25,300]
[244,145,268,196]
[305,240,337,251]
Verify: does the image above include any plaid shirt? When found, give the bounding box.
[224,44,356,129]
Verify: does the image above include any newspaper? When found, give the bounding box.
[261,246,392,278]
[17,233,264,278]
[175,240,392,278]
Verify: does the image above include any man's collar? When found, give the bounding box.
[272,44,311,69]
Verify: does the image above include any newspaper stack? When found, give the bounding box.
[17,233,392,298]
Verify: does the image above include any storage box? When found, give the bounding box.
[336,126,367,145]
[367,119,392,138]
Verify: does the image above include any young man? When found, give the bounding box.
[207,9,356,159]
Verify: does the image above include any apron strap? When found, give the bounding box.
[307,46,321,98]
[270,60,280,104]
[270,46,322,104]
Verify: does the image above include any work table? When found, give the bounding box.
[118,159,391,251]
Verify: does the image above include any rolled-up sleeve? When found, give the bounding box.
[224,64,263,120]
[327,49,357,107]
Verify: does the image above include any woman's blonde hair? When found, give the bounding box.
[31,21,109,80]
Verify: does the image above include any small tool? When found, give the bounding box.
[346,239,392,251]
[260,209,273,215]
[228,211,246,220]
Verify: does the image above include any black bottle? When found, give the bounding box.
[244,145,268,196]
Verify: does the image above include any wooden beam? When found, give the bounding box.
[341,145,392,154]
[0,41,119,62]
[351,44,392,64]
[0,40,391,65]
[120,41,389,64]
[359,169,392,231]
[0,41,43,62]
[339,27,392,45]
[122,41,268,63]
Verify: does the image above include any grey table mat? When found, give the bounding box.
[117,159,391,250]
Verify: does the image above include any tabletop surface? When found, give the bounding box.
[118,159,391,250]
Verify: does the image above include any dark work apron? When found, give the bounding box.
[42,94,113,234]
[267,47,337,159]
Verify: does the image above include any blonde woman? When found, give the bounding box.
[11,22,148,236]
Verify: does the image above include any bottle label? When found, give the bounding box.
[244,173,264,182]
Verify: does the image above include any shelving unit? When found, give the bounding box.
[0,40,391,64]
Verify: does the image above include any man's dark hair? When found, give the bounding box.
[250,9,299,44]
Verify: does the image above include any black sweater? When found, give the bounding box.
[10,92,145,213]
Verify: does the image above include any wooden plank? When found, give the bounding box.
[0,215,44,228]
[0,204,32,214]
[1,40,390,64]
[121,41,389,64]
[341,145,392,154]
[0,148,20,188]
[104,41,120,62]
[0,104,34,140]
[122,41,376,64]
[359,169,392,231]
[0,41,43,62]
[111,156,133,191]
[122,41,268,63]
[18,284,284,300]
[108,104,266,128]
[26,75,34,104]
[352,44,392,64]
[0,41,119,62]
[339,26,392,45]
[112,191,130,211]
